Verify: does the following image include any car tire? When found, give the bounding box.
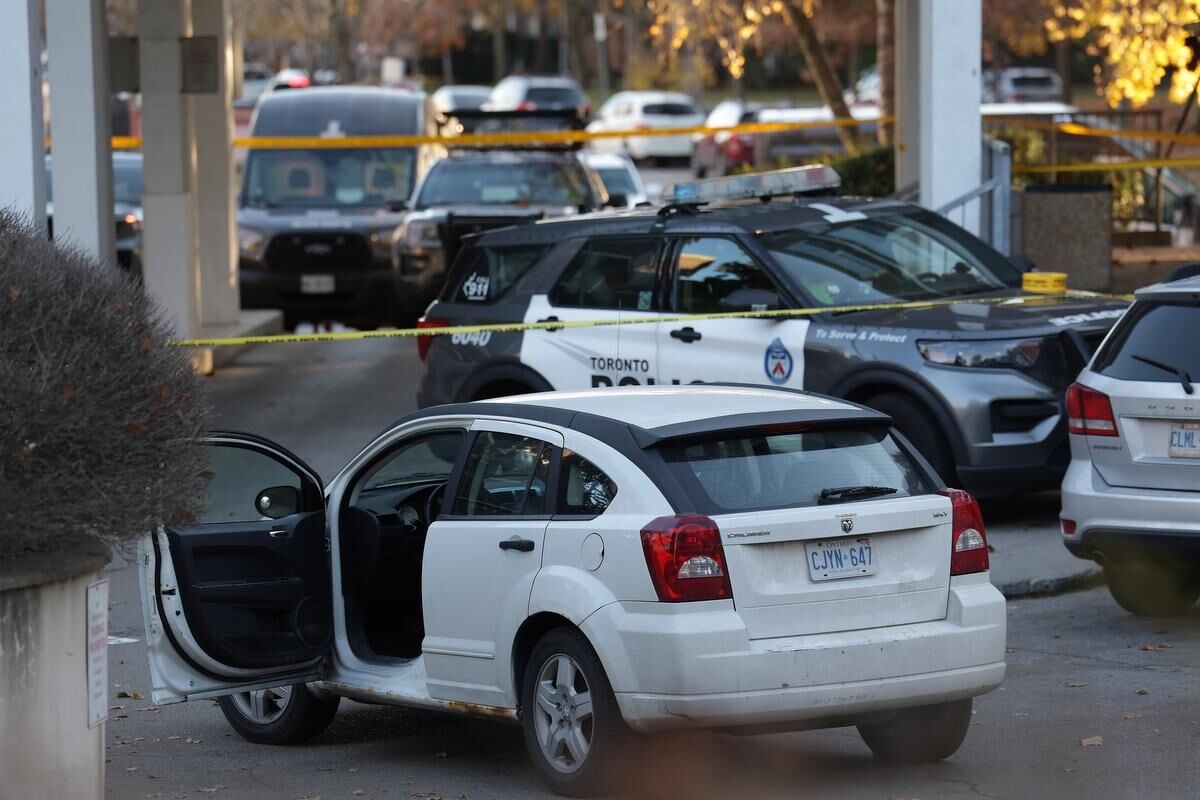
[1104,561,1200,617]
[863,391,958,485]
[857,699,973,764]
[217,684,340,745]
[521,627,629,798]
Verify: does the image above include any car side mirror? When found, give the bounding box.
[606,193,629,208]
[719,288,781,313]
[255,486,300,519]
[1009,255,1036,273]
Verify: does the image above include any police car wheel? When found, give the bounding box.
[864,392,957,485]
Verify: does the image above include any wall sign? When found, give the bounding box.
[86,579,109,729]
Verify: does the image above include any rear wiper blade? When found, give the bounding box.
[818,485,898,504]
[1131,353,1195,395]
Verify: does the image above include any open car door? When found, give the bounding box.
[138,432,332,705]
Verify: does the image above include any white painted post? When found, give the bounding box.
[0,0,47,232]
[192,0,240,327]
[139,0,198,338]
[46,0,115,266]
[917,0,982,231]
[893,0,920,193]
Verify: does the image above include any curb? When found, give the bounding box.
[997,568,1105,599]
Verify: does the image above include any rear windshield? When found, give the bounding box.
[416,160,591,209]
[1092,301,1199,382]
[242,148,415,209]
[642,102,700,116]
[446,244,551,304]
[594,166,638,196]
[526,87,584,107]
[658,427,934,514]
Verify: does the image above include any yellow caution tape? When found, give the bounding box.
[999,117,1200,147]
[1013,154,1200,174]
[103,116,891,152]
[172,289,1132,348]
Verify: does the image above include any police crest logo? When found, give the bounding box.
[763,338,793,385]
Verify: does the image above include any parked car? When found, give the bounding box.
[416,166,1130,496]
[237,87,439,329]
[137,384,1006,796]
[45,151,144,276]
[239,62,274,105]
[580,152,649,207]
[390,143,614,321]
[586,90,705,161]
[484,74,591,120]
[1061,271,1200,616]
[983,67,1063,104]
[845,64,881,105]
[430,84,493,117]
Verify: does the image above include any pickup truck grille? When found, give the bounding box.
[264,232,372,272]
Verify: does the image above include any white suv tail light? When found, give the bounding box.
[938,489,990,576]
[641,515,732,602]
[1066,383,1118,437]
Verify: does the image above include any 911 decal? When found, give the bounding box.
[461,272,490,301]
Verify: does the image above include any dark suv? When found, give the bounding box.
[415,167,1129,495]
[237,87,437,329]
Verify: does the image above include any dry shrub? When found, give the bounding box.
[0,209,209,559]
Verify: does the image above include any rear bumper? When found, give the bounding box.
[581,576,1006,733]
[625,134,693,159]
[1061,459,1200,562]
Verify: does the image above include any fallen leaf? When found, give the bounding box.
[347,768,358,773]
[1080,736,1104,747]
[352,792,365,797]
[199,787,225,794]
[1141,643,1172,652]
[1123,713,1142,720]
[110,705,126,711]
[1064,767,1078,773]
[126,767,139,772]
[185,737,202,744]
[1066,681,1088,688]
[1013,712,1030,717]
[166,736,180,740]
[124,420,148,437]
[1136,689,1150,695]
[147,774,160,779]
[318,768,334,772]
[9,283,22,300]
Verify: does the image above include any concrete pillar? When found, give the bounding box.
[917,0,981,226]
[139,0,198,338]
[0,0,47,232]
[192,0,240,327]
[46,0,115,267]
[893,0,920,192]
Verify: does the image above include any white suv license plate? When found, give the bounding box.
[1168,423,1200,458]
[806,536,877,582]
[300,274,335,294]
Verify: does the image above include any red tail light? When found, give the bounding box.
[1065,383,1118,437]
[641,515,732,602]
[938,489,989,576]
[287,75,311,88]
[578,102,592,118]
[1061,519,1077,535]
[416,316,449,361]
[516,100,537,111]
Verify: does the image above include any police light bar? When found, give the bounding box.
[665,165,841,205]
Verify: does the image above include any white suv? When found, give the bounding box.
[1061,275,1200,616]
[139,385,1006,796]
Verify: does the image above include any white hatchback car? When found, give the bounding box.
[587,90,706,160]
[139,385,1006,796]
[1061,275,1200,616]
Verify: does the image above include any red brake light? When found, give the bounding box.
[516,100,537,111]
[938,489,989,576]
[1061,519,1077,535]
[1066,383,1118,437]
[416,316,449,361]
[287,76,310,88]
[641,515,732,602]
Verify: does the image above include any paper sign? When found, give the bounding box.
[86,579,110,729]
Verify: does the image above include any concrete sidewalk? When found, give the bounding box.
[981,493,1104,598]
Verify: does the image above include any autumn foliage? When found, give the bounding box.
[0,211,209,559]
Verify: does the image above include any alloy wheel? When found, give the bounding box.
[230,685,293,725]
[532,653,594,774]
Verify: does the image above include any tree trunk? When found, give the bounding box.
[1056,39,1072,104]
[492,5,508,82]
[441,50,455,85]
[535,0,550,72]
[876,0,894,147]
[789,2,859,154]
[330,0,356,83]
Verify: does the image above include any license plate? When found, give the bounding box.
[300,274,335,294]
[806,536,876,582]
[1168,423,1200,458]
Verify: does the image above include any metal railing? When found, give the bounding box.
[933,137,1012,255]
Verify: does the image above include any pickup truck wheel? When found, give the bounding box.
[522,628,628,797]
[1105,561,1200,617]
[217,684,339,745]
[857,699,972,764]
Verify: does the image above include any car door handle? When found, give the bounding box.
[268,529,290,538]
[498,537,536,552]
[670,326,702,343]
[537,315,562,332]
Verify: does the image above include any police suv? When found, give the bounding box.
[415,166,1128,494]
